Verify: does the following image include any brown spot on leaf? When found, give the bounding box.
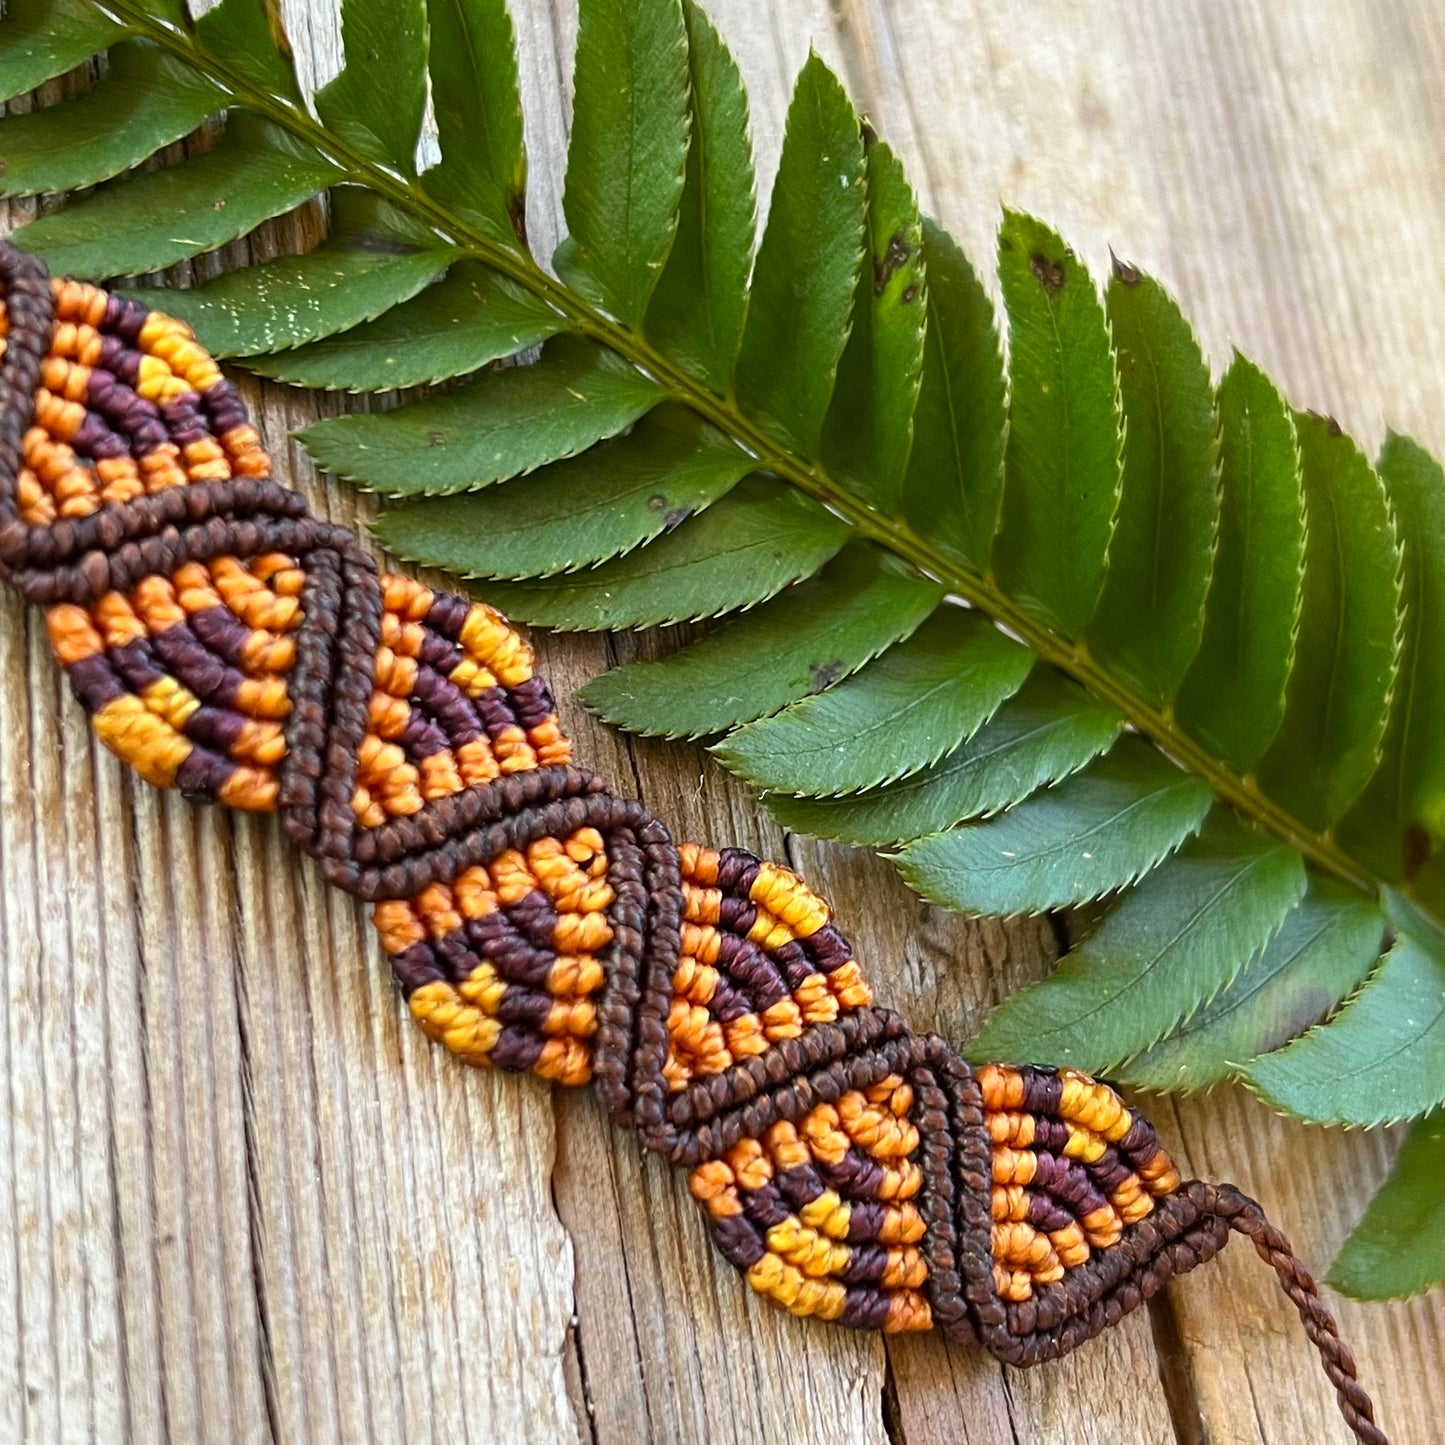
[354,230,422,256]
[1031,252,1065,292]
[1404,823,1432,879]
[662,507,693,532]
[647,493,669,511]
[875,231,912,293]
[508,192,528,246]
[809,661,845,693]
[901,284,918,303]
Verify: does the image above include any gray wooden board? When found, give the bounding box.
[1,1,1443,1440]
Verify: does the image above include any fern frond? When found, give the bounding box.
[8,0,1445,1292]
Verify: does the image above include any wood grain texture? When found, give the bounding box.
[2,1,1443,1442]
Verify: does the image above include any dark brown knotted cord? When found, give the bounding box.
[0,238,1386,1442]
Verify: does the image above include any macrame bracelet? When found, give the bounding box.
[0,239,1387,1443]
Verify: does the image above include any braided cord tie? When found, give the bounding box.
[0,240,1385,1443]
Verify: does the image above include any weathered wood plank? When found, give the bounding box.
[1,3,1443,1444]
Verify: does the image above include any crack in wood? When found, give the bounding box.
[1148,1294,1206,1445]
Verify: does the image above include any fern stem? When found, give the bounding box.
[106,0,1387,912]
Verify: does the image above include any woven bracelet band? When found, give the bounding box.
[0,240,1386,1443]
